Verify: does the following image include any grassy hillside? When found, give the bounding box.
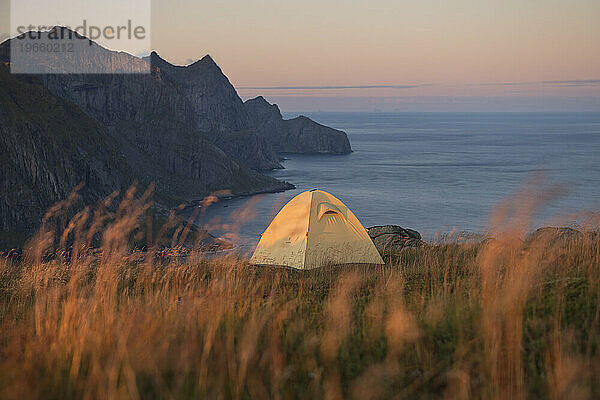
[0,190,598,399]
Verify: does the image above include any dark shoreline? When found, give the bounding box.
[183,182,296,211]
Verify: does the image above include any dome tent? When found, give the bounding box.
[250,190,384,270]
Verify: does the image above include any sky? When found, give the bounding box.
[1,0,599,111]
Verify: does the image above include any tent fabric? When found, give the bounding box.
[250,190,384,270]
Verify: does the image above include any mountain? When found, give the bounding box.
[145,53,351,156]
[0,31,293,240]
[1,29,291,187]
[1,28,351,164]
[31,67,289,198]
[244,96,352,154]
[145,51,283,170]
[0,63,127,234]
[0,27,351,242]
[148,52,251,133]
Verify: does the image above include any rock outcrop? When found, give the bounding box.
[145,52,283,170]
[525,227,584,246]
[244,96,352,154]
[367,225,424,253]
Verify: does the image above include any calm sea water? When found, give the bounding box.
[200,113,600,249]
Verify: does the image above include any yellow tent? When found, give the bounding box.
[250,190,384,269]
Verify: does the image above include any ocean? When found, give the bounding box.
[200,112,600,249]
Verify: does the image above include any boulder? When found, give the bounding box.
[525,227,584,245]
[367,225,424,253]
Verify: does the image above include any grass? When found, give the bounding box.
[0,186,598,399]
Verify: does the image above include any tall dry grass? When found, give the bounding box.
[0,185,598,399]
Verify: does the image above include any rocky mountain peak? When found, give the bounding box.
[187,54,220,72]
[200,54,217,65]
[149,51,165,62]
[1,28,148,73]
[244,96,282,119]
[252,95,268,103]
[248,96,272,107]
[146,51,174,71]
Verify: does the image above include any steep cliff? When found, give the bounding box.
[0,33,294,238]
[150,53,251,133]
[0,28,355,239]
[31,70,289,199]
[244,96,352,154]
[2,30,351,166]
[147,52,283,170]
[1,29,290,187]
[0,63,127,234]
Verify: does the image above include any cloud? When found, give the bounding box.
[482,80,600,88]
[236,84,431,90]
[263,95,600,113]
[237,81,600,90]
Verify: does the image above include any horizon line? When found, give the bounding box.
[238,80,600,91]
[237,84,432,90]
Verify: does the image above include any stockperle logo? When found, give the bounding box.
[15,20,147,42]
[10,0,151,74]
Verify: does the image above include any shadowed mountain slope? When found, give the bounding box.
[0,63,127,234]
[1,28,351,166]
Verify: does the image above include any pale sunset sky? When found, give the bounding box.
[2,0,599,111]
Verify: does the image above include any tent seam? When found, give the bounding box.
[303,190,314,269]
